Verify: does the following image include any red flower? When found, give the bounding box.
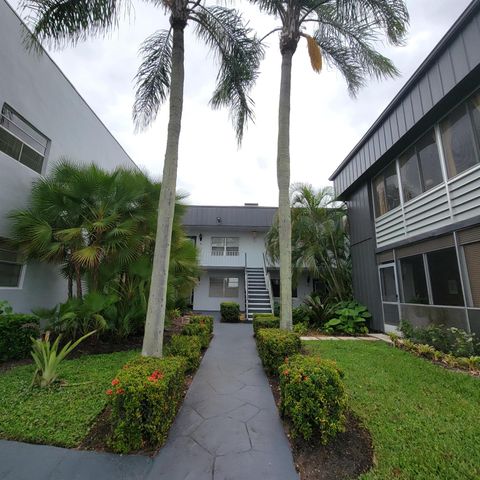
[283,369,290,376]
[116,388,125,395]
[111,378,120,386]
[105,389,113,395]
[147,375,158,383]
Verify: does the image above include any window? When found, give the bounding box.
[270,278,297,298]
[400,255,429,304]
[211,237,239,256]
[427,248,464,306]
[440,95,479,178]
[379,266,397,302]
[209,276,239,297]
[399,131,443,202]
[0,105,48,174]
[0,239,24,288]
[373,162,400,217]
[464,242,480,307]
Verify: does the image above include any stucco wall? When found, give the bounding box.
[0,0,137,313]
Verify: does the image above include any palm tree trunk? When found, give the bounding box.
[142,23,185,357]
[277,50,293,330]
[67,275,73,299]
[75,265,83,299]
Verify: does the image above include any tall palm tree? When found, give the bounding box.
[266,183,351,303]
[21,0,263,356]
[251,0,409,330]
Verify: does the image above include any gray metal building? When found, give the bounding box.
[330,0,480,333]
[0,0,137,312]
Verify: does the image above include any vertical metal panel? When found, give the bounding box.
[384,113,393,147]
[449,34,469,82]
[419,76,434,113]
[396,104,407,138]
[428,65,444,105]
[411,85,424,123]
[348,183,374,244]
[389,114,399,145]
[403,93,415,131]
[438,50,456,93]
[379,124,387,156]
[463,18,480,68]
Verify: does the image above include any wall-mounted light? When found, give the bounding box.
[199,233,203,241]
[216,217,222,224]
[252,230,257,239]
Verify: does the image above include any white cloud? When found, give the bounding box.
[11,0,472,206]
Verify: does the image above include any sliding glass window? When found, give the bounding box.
[400,255,429,304]
[373,162,400,217]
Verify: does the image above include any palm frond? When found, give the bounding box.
[190,5,264,144]
[133,28,173,131]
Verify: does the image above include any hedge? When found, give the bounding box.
[220,302,240,323]
[181,322,211,349]
[256,328,301,375]
[279,354,347,443]
[252,313,279,336]
[189,315,214,335]
[108,355,187,453]
[165,334,202,372]
[0,314,40,362]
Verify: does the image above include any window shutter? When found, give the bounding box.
[377,250,394,264]
[396,235,454,258]
[458,226,480,245]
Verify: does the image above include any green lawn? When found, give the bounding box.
[0,350,137,447]
[305,340,480,480]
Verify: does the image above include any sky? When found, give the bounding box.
[12,0,473,206]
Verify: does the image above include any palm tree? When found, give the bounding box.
[21,0,263,356]
[251,0,409,330]
[266,183,351,303]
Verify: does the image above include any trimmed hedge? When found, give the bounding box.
[108,355,187,453]
[182,322,211,349]
[220,302,240,322]
[279,354,347,443]
[189,315,214,335]
[252,313,279,336]
[256,328,301,375]
[165,334,202,372]
[0,314,40,362]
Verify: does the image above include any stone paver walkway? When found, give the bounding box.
[0,321,298,480]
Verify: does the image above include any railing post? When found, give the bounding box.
[263,252,274,314]
[244,253,249,320]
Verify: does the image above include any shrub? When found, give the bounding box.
[279,354,347,443]
[220,302,240,323]
[252,313,279,336]
[165,334,202,372]
[0,300,13,315]
[181,322,211,349]
[108,355,187,453]
[0,314,40,362]
[323,300,370,335]
[293,322,308,335]
[256,328,301,375]
[189,315,214,335]
[400,320,480,357]
[303,294,336,328]
[292,305,310,325]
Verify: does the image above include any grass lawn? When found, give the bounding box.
[305,340,480,480]
[0,350,137,448]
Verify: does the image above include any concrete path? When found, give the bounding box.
[0,321,298,480]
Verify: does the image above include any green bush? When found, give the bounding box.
[399,320,480,357]
[292,305,310,325]
[0,300,13,315]
[293,322,308,335]
[252,313,279,336]
[181,322,211,349]
[323,300,370,335]
[189,315,214,335]
[256,328,301,375]
[0,314,40,362]
[165,334,202,372]
[220,302,240,323]
[279,354,347,443]
[108,355,187,453]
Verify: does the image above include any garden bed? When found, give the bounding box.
[305,340,480,479]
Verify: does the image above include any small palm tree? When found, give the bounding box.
[21,0,263,356]
[252,0,409,329]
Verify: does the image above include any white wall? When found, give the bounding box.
[0,0,137,313]
[193,269,245,312]
[269,270,313,307]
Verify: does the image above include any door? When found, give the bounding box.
[378,263,400,329]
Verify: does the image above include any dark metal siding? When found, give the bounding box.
[331,1,480,196]
[347,184,383,330]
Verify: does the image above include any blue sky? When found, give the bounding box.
[13,0,473,206]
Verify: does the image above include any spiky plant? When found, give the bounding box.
[21,0,263,357]
[252,0,409,329]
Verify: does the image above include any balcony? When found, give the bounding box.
[199,250,246,268]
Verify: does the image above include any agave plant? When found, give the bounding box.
[30,330,95,387]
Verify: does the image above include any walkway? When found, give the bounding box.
[0,321,298,480]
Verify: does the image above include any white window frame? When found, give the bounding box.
[210,237,239,257]
[209,276,240,298]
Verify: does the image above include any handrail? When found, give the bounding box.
[262,252,274,314]
[244,252,249,319]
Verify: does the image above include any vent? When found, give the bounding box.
[244,203,259,206]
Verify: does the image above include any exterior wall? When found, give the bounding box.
[0,0,137,313]
[331,1,480,197]
[193,269,246,312]
[269,270,312,308]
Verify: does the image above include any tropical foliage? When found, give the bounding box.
[9,161,199,340]
[266,184,351,303]
[21,0,263,357]
[252,0,409,329]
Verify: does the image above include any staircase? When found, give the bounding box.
[246,267,272,322]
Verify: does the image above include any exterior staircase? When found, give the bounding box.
[246,267,272,322]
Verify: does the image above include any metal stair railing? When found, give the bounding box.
[262,252,274,314]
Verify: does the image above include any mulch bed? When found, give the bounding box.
[268,376,374,480]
